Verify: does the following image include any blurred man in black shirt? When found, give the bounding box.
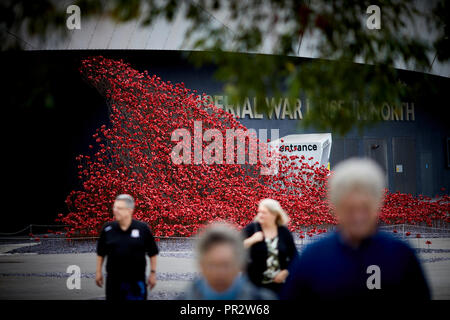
[96,194,159,300]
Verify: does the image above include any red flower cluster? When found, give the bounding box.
[56,56,449,238]
[380,191,450,227]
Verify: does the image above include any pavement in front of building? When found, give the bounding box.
[0,240,449,300]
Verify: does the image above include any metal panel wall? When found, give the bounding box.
[419,152,434,196]
[364,138,389,186]
[345,138,359,158]
[392,137,417,194]
[330,138,360,169]
[330,138,344,169]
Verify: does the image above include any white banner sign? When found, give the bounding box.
[270,133,332,171]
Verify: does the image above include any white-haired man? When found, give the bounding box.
[281,158,430,300]
[96,194,159,300]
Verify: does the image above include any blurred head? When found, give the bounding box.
[255,198,289,227]
[328,158,385,242]
[113,194,135,222]
[196,223,246,293]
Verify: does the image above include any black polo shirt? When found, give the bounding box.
[97,219,159,280]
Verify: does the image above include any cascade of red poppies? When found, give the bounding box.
[56,56,449,238]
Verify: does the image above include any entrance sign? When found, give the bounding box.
[270,133,332,171]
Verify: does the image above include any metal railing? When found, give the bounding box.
[1,223,449,243]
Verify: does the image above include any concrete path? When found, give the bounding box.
[0,243,38,254]
[0,242,449,299]
[0,253,197,300]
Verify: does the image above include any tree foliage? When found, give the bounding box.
[1,0,448,134]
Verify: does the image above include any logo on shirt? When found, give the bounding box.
[131,229,140,238]
[105,226,112,232]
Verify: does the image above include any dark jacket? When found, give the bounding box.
[242,222,298,286]
[280,230,430,300]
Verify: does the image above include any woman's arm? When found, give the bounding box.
[273,269,289,283]
[244,231,264,248]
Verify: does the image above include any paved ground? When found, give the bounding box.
[0,253,197,300]
[0,242,38,254]
[0,238,449,300]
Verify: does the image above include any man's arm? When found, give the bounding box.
[145,225,159,290]
[95,224,107,288]
[148,255,157,289]
[95,255,104,287]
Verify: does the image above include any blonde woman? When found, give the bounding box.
[242,199,298,295]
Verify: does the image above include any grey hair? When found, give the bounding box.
[196,222,247,268]
[328,158,385,207]
[115,194,135,209]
